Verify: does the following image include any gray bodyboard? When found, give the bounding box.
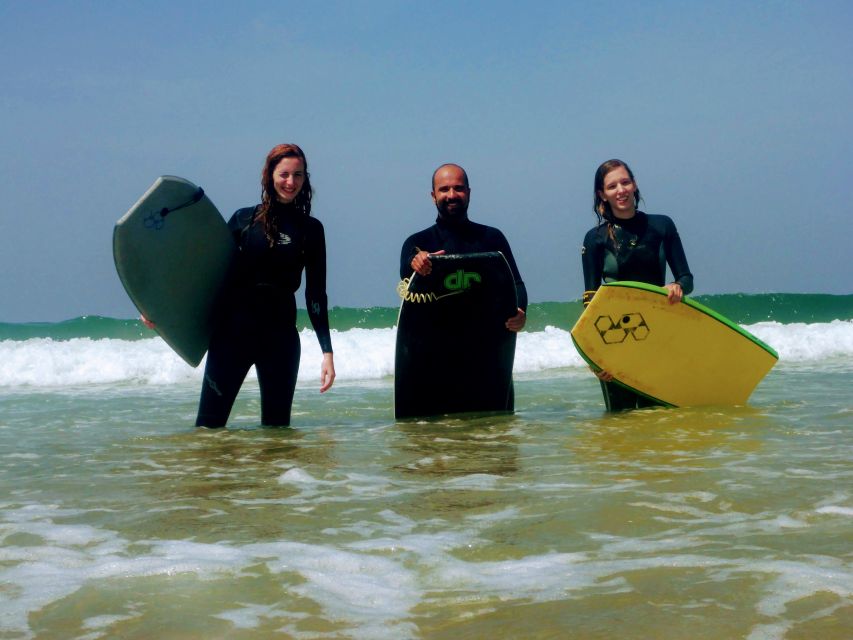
[113,175,235,367]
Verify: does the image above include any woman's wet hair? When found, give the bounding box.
[257,143,313,246]
[593,159,641,223]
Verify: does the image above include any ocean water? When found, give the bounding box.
[1,294,852,639]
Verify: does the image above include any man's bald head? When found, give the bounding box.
[431,163,471,220]
[431,164,469,191]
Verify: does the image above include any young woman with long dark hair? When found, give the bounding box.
[581,158,693,411]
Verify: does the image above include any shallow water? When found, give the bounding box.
[1,363,851,639]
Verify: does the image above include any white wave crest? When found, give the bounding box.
[1,320,851,389]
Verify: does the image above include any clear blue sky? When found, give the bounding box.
[1,0,851,321]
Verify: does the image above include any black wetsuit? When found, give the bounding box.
[399,216,527,414]
[400,216,528,310]
[581,211,693,411]
[196,204,332,427]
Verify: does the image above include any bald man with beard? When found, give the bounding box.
[400,163,527,331]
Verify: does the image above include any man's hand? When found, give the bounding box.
[411,249,445,276]
[505,308,526,332]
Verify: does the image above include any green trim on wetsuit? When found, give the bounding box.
[580,210,694,412]
[581,211,693,300]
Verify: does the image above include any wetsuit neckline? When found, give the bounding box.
[610,210,645,229]
[264,201,307,219]
[436,214,471,229]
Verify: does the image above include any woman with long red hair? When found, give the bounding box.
[196,143,335,427]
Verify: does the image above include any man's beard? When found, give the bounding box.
[436,198,468,219]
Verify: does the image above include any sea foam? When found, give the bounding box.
[1,321,852,389]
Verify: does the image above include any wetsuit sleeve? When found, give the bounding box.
[515,281,529,312]
[227,207,255,246]
[400,234,420,280]
[663,218,694,295]
[494,230,527,311]
[304,220,333,353]
[226,210,243,244]
[581,228,604,306]
[215,208,256,307]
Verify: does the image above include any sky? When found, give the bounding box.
[1,0,851,322]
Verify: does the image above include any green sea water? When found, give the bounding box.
[0,293,851,638]
[2,370,851,639]
[2,293,852,340]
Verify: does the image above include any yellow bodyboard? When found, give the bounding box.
[571,282,778,406]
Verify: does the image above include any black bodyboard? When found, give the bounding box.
[394,252,518,419]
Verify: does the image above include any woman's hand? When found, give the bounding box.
[140,315,155,329]
[593,368,614,382]
[665,283,683,304]
[320,352,336,393]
